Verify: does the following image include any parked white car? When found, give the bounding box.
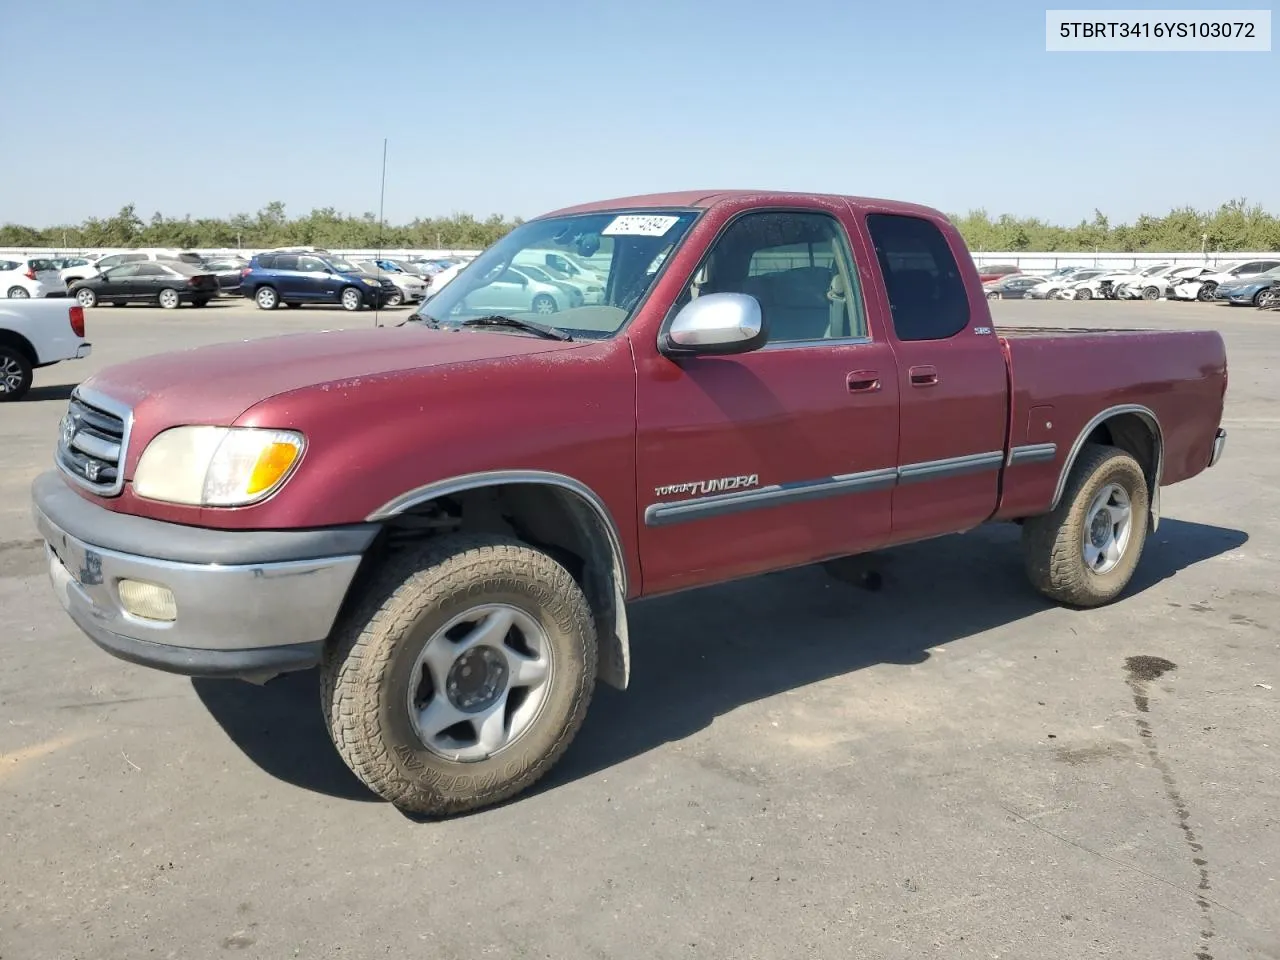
[1105,264,1176,300]
[352,260,427,306]
[425,261,466,297]
[0,299,92,401]
[61,249,204,285]
[0,256,66,298]
[1031,268,1110,299]
[1168,259,1280,302]
[57,256,101,287]
[1065,266,1152,300]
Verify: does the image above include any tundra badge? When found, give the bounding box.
[654,474,760,498]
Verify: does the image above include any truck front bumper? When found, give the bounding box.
[31,470,379,681]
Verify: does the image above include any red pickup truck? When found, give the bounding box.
[32,190,1228,816]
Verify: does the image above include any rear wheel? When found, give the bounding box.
[1021,444,1149,608]
[986,291,1001,300]
[0,346,33,401]
[255,286,279,310]
[341,287,363,311]
[1257,288,1279,309]
[75,287,98,308]
[158,288,181,309]
[1141,286,1160,301]
[1075,287,1092,300]
[531,294,557,315]
[6,286,29,299]
[321,534,597,816]
[386,290,403,308]
[192,297,210,308]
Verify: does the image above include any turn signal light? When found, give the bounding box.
[246,441,302,495]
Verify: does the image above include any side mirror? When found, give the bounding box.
[660,293,766,357]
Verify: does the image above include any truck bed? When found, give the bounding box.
[995,324,1228,520]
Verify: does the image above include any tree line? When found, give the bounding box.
[2,199,1278,252]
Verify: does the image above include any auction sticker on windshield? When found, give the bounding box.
[602,215,682,236]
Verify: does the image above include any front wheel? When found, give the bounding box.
[1197,282,1217,302]
[1142,286,1160,301]
[321,534,597,816]
[341,287,364,311]
[1021,443,1149,608]
[531,293,557,315]
[1075,287,1092,300]
[76,287,98,308]
[1257,288,1280,310]
[986,291,1000,300]
[386,290,403,308]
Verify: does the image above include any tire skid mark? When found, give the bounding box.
[1124,655,1214,960]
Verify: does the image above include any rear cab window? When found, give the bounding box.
[865,213,971,342]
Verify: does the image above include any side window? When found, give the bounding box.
[122,253,146,264]
[256,255,276,269]
[297,256,327,272]
[106,265,139,278]
[274,255,299,271]
[865,213,970,342]
[135,264,166,276]
[0,260,17,271]
[676,211,865,343]
[499,268,526,284]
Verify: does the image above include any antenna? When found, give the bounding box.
[374,137,388,327]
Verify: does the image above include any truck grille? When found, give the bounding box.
[56,391,131,496]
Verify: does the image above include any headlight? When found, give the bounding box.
[133,426,305,506]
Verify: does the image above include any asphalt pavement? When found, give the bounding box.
[2,297,1277,959]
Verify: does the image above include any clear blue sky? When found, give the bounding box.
[3,0,1275,226]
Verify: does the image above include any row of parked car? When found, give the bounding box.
[978,259,1280,309]
[0,249,474,310]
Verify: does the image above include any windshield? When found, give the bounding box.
[411,210,699,338]
[1256,266,1280,279]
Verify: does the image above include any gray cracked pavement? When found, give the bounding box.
[1,297,1277,959]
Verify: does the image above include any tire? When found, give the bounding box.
[1021,443,1149,608]
[1252,288,1271,307]
[1141,286,1160,301]
[531,294,557,316]
[1075,287,1092,300]
[158,287,181,310]
[386,290,403,308]
[1197,282,1217,302]
[1257,289,1279,310]
[321,533,597,816]
[0,345,34,402]
[341,287,364,311]
[986,291,1000,300]
[192,298,210,308]
[255,286,279,310]
[76,287,98,308]
[6,286,29,299]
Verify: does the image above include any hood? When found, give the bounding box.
[80,324,587,425]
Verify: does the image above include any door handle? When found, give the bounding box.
[847,371,881,393]
[909,365,939,387]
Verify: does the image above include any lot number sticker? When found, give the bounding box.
[602,215,681,237]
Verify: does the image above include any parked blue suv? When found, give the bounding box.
[241,250,396,311]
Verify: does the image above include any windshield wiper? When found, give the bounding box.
[458,315,573,341]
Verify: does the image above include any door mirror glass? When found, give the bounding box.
[662,293,766,357]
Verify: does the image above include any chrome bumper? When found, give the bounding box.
[31,471,376,679]
[1209,427,1227,468]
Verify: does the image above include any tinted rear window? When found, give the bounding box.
[28,259,57,271]
[866,213,970,342]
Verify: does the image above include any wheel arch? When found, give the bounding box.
[0,329,38,366]
[366,471,632,690]
[1051,404,1163,531]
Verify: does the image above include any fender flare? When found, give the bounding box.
[1051,403,1164,531]
[368,470,632,689]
